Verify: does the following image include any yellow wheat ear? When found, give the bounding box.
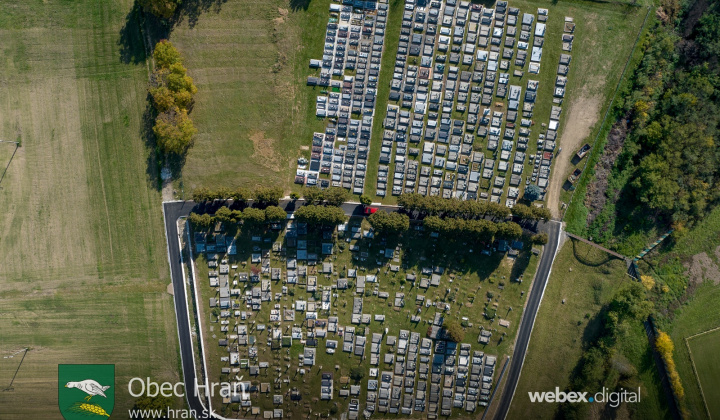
[69,402,110,417]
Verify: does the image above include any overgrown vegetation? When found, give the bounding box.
[558,282,654,419]
[583,0,720,252]
[149,40,198,155]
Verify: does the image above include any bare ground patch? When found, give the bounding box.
[584,115,630,226]
[684,251,720,285]
[250,130,281,171]
[546,94,602,217]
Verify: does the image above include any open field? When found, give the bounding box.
[687,328,720,419]
[0,1,179,417]
[170,0,332,194]
[509,238,669,419]
[188,217,541,418]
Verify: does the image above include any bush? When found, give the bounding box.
[350,367,365,382]
[443,319,465,342]
[531,233,549,245]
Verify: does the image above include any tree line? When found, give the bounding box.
[149,41,198,155]
[397,193,551,222]
[189,205,287,228]
[191,186,284,206]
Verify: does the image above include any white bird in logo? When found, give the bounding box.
[65,380,111,402]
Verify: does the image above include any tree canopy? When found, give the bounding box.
[294,205,346,227]
[367,211,410,234]
[138,0,182,19]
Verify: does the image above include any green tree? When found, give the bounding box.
[323,187,349,206]
[367,211,409,234]
[153,107,197,155]
[231,187,252,202]
[302,186,324,204]
[531,232,549,245]
[524,184,542,202]
[166,63,197,95]
[359,195,372,206]
[152,40,182,68]
[443,319,465,343]
[192,187,211,202]
[242,208,266,225]
[139,0,182,19]
[189,212,214,228]
[254,187,284,205]
[350,367,365,382]
[495,221,523,239]
[294,205,346,227]
[214,206,233,223]
[265,206,287,222]
[149,86,176,112]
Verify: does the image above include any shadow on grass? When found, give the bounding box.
[177,0,229,29]
[290,0,312,12]
[570,238,618,267]
[118,3,147,65]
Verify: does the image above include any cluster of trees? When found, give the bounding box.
[613,5,720,226]
[397,193,550,221]
[366,211,410,234]
[558,283,653,418]
[301,186,349,206]
[424,216,522,242]
[149,41,198,155]
[294,205,347,227]
[655,331,685,402]
[189,206,286,228]
[138,0,182,19]
[191,186,284,206]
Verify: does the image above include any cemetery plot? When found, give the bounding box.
[190,216,541,418]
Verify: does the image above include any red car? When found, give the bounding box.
[364,207,378,215]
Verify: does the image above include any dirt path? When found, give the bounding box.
[546,94,602,217]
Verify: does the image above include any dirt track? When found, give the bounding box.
[546,94,602,217]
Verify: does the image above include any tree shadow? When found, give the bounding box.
[290,0,312,12]
[118,3,147,65]
[176,0,229,29]
[141,96,162,192]
[570,239,617,267]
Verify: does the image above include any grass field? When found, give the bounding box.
[0,1,179,418]
[509,238,670,419]
[169,0,332,195]
[687,328,720,419]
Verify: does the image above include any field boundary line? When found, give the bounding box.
[685,326,720,420]
[0,141,19,189]
[561,6,652,222]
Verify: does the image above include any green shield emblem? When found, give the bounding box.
[58,364,114,419]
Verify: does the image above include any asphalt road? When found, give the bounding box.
[162,200,216,419]
[492,220,563,420]
[162,199,560,419]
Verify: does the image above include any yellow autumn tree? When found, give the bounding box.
[641,275,655,290]
[656,331,684,400]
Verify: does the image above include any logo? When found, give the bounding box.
[59,364,115,419]
[528,387,640,407]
